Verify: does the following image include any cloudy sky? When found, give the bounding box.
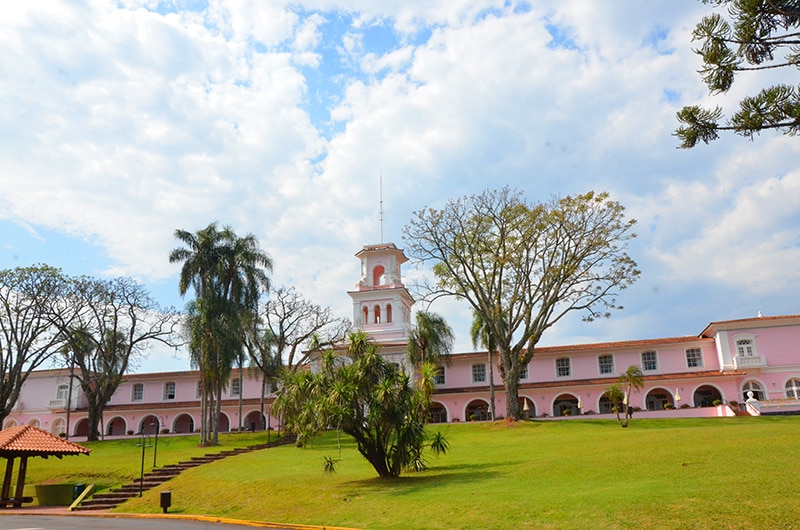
[2,1,798,373]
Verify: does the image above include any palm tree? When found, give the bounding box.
[619,365,644,424]
[170,223,272,445]
[406,311,454,368]
[470,311,499,420]
[603,383,626,427]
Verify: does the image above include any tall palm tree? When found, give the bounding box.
[170,222,272,445]
[406,311,454,368]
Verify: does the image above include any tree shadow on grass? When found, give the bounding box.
[343,460,523,496]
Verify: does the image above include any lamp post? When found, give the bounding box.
[266,407,271,446]
[152,418,160,467]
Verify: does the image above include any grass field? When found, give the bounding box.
[24,418,800,529]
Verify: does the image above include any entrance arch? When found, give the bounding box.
[553,394,579,417]
[741,380,765,401]
[598,394,615,414]
[693,385,722,407]
[139,415,160,434]
[173,413,195,434]
[218,413,231,432]
[466,399,489,421]
[645,388,675,411]
[244,411,265,431]
[51,418,66,435]
[105,416,127,436]
[518,397,536,419]
[429,402,448,423]
[73,418,89,437]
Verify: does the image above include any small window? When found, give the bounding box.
[519,364,528,380]
[736,339,755,357]
[230,377,241,397]
[362,306,369,324]
[472,364,486,383]
[374,305,381,324]
[433,368,445,385]
[56,384,69,400]
[685,348,703,368]
[386,304,393,323]
[786,378,800,399]
[598,354,614,375]
[641,351,658,371]
[132,383,144,401]
[555,357,571,378]
[163,381,176,400]
[196,381,202,398]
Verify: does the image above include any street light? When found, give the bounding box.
[152,417,163,467]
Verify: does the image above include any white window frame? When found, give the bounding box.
[472,363,487,383]
[641,351,658,372]
[132,383,144,401]
[685,348,703,368]
[230,377,241,397]
[734,334,757,357]
[555,357,571,378]
[785,378,800,399]
[56,384,69,400]
[598,354,615,375]
[519,364,528,380]
[163,381,176,400]
[433,367,445,385]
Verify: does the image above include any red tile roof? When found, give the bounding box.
[0,425,91,458]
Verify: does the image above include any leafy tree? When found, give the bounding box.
[404,188,639,420]
[57,276,179,441]
[274,331,447,478]
[170,222,271,445]
[675,0,800,147]
[406,310,454,368]
[0,265,71,426]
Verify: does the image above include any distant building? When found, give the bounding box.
[4,242,800,438]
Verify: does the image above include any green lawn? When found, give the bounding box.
[25,418,800,529]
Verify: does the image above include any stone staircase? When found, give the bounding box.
[75,434,295,511]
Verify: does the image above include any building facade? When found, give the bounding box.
[4,242,800,438]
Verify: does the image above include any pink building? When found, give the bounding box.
[4,242,800,438]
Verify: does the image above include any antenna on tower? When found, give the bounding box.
[379,170,384,244]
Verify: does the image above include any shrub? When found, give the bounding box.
[127,430,134,435]
[161,428,170,434]
[58,432,66,438]
[713,399,723,407]
[680,404,690,409]
[664,403,674,410]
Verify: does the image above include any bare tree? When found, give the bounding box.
[0,265,71,426]
[57,276,180,441]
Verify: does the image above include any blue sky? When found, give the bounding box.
[2,1,799,373]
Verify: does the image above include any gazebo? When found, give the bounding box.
[0,425,90,507]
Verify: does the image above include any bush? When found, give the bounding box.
[161,428,170,434]
[127,430,134,435]
[713,399,723,407]
[58,432,66,438]
[664,403,674,410]
[680,404,690,409]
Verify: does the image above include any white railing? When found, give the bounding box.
[733,355,766,369]
[48,398,66,409]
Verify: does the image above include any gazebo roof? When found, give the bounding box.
[0,425,91,459]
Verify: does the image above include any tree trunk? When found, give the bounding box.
[237,366,243,431]
[488,350,496,420]
[259,377,266,430]
[85,396,102,441]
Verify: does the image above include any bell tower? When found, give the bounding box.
[348,242,414,346]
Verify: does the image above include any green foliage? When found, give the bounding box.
[428,430,450,457]
[404,188,639,420]
[676,0,800,147]
[170,222,272,445]
[323,455,338,474]
[274,332,443,477]
[406,311,454,368]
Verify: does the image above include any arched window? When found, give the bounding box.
[429,403,448,423]
[785,379,800,399]
[373,265,385,286]
[466,400,489,421]
[362,306,369,325]
[386,304,393,323]
[373,305,381,324]
[742,381,765,401]
[645,388,674,411]
[693,385,722,407]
